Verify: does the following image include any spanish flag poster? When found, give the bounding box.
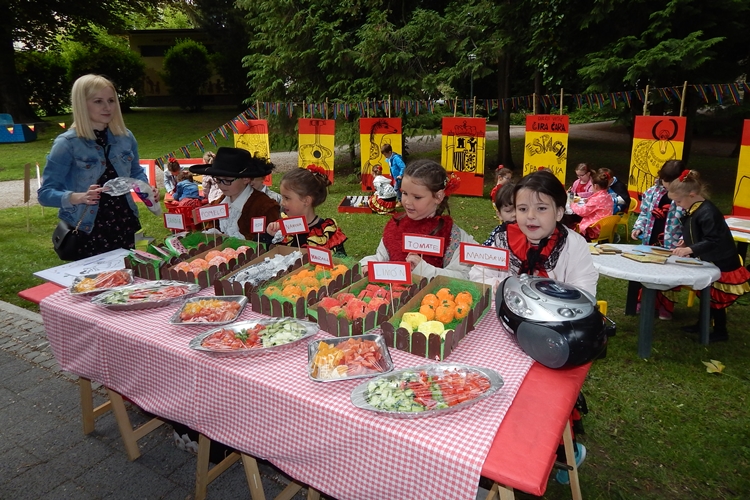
[628,116,686,207]
[522,115,569,184]
[359,118,402,191]
[233,119,271,184]
[440,117,485,196]
[298,118,335,183]
[733,119,750,216]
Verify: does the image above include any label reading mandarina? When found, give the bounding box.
[459,243,509,270]
[402,233,444,257]
[281,216,309,235]
[163,212,185,230]
[196,204,229,222]
[368,261,411,284]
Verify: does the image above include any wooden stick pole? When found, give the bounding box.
[472,96,477,118]
[454,97,458,117]
[256,100,261,119]
[679,81,688,117]
[533,93,537,115]
[302,100,305,119]
[325,98,329,120]
[367,98,370,118]
[388,95,391,118]
[643,85,649,115]
[560,88,564,115]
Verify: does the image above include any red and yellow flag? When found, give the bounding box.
[298,119,335,183]
[733,120,750,216]
[359,118,402,191]
[440,117,486,196]
[628,116,686,209]
[233,119,272,185]
[522,115,569,185]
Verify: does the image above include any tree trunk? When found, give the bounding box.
[0,5,37,123]
[496,51,515,170]
[533,70,544,114]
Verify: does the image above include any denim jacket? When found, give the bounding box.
[38,128,147,234]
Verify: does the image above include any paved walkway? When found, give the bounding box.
[0,299,493,499]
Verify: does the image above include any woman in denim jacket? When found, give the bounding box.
[38,74,154,260]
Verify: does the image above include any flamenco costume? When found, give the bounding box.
[382,214,455,268]
[494,221,568,278]
[75,129,141,259]
[278,217,348,255]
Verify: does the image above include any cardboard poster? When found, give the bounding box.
[233,119,272,185]
[359,118,402,191]
[628,116,686,208]
[733,119,750,216]
[522,115,569,184]
[298,119,335,183]
[440,117,486,196]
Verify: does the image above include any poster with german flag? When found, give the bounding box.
[440,117,485,196]
[733,119,750,216]
[233,119,271,184]
[628,115,686,207]
[522,115,569,184]
[359,118,401,191]
[298,118,335,183]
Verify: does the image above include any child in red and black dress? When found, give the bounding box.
[669,170,750,342]
[266,166,347,256]
[360,159,477,279]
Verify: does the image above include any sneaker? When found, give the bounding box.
[555,443,587,485]
[658,308,672,321]
[709,329,729,343]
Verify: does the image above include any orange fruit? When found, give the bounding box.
[421,293,440,308]
[436,288,454,302]
[454,303,470,319]
[419,304,436,321]
[434,304,455,324]
[264,286,282,297]
[455,291,474,307]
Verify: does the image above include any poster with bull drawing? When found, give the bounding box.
[522,115,569,185]
[440,117,486,196]
[359,118,402,192]
[298,118,335,183]
[628,116,686,208]
[733,119,750,216]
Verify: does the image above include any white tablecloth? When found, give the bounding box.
[591,244,720,290]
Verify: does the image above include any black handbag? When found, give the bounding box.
[52,216,84,261]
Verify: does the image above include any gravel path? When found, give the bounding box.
[2,121,732,210]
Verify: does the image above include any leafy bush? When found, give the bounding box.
[161,39,211,111]
[15,51,70,116]
[67,44,146,111]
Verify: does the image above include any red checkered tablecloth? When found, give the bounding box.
[41,288,533,500]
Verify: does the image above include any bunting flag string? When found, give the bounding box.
[727,84,741,105]
[693,85,709,103]
[711,84,723,105]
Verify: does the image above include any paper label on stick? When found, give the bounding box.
[402,233,444,257]
[281,216,309,236]
[163,212,186,230]
[308,247,333,268]
[459,243,509,270]
[367,261,411,284]
[251,216,266,234]
[195,204,229,222]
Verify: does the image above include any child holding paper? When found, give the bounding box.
[266,165,347,255]
[469,169,598,296]
[360,160,477,279]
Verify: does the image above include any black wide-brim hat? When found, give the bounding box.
[189,147,274,178]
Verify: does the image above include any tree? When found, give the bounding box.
[161,39,211,111]
[0,0,165,122]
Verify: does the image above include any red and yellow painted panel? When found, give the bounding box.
[233,119,271,184]
[298,118,335,183]
[628,116,686,208]
[522,115,569,185]
[733,120,750,216]
[359,118,402,191]
[440,117,485,196]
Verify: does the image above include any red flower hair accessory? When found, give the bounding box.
[306,164,327,178]
[443,172,461,196]
[678,169,691,182]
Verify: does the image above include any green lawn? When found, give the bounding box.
[1,109,748,499]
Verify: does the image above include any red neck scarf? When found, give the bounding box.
[382,215,454,268]
[506,222,566,277]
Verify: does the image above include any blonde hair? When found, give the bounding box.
[70,74,127,140]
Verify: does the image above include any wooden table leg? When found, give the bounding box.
[562,423,583,500]
[79,378,111,435]
[106,389,165,461]
[699,287,711,345]
[241,453,268,500]
[637,288,657,358]
[485,481,514,500]
[195,433,241,500]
